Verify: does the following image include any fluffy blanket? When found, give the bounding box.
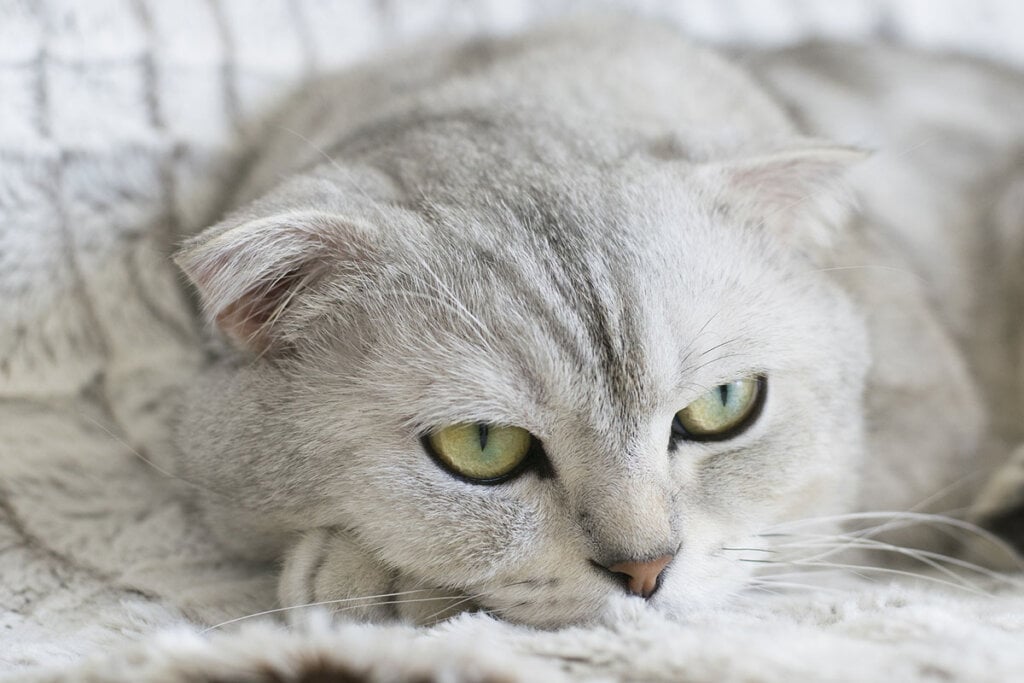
[2,1,1023,680]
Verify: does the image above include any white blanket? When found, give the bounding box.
[2,1,1023,680]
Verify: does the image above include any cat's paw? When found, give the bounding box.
[279,528,475,625]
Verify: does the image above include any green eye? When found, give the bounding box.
[425,424,534,482]
[673,377,765,441]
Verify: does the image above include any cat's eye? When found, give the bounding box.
[672,376,766,441]
[424,424,535,483]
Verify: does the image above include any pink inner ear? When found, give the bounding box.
[214,270,307,352]
[176,210,368,355]
[730,157,827,207]
[724,147,865,212]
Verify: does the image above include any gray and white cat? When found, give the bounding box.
[172,18,1024,628]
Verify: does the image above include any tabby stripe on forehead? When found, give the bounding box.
[465,241,595,373]
[525,201,649,412]
[575,261,648,410]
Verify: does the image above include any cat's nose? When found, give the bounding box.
[604,555,673,598]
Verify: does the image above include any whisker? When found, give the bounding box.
[750,510,1023,594]
[745,559,992,596]
[909,471,988,512]
[407,251,498,356]
[750,569,850,581]
[762,510,1022,568]
[809,264,925,283]
[694,336,743,360]
[279,125,345,174]
[771,535,1023,588]
[746,579,848,595]
[79,412,246,507]
[679,351,752,380]
[201,588,446,633]
[769,539,989,591]
[332,594,467,620]
[420,594,482,624]
[677,311,723,370]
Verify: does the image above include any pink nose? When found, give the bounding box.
[607,555,673,598]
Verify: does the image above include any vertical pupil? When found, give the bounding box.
[478,424,489,450]
[717,384,729,406]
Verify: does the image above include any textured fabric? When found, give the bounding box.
[1,1,1023,680]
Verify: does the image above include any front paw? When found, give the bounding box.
[278,528,475,625]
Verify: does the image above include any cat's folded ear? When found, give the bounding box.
[175,210,373,354]
[697,141,870,250]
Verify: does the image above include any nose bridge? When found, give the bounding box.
[577,465,674,560]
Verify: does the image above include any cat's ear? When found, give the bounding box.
[175,210,371,354]
[699,143,869,248]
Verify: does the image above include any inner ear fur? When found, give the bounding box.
[175,210,370,354]
[698,141,869,249]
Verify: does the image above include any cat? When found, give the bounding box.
[172,18,1024,628]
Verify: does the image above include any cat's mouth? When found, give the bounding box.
[425,553,693,628]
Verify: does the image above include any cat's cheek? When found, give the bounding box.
[338,456,545,583]
[685,370,860,528]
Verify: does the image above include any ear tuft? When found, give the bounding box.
[175,211,365,354]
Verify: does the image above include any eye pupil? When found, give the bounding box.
[673,376,765,442]
[424,424,535,484]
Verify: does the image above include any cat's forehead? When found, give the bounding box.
[414,158,702,268]
[358,179,790,433]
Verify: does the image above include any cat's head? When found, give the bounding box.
[175,137,869,627]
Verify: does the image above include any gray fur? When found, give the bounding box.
[173,19,1024,627]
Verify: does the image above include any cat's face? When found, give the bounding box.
[176,146,869,627]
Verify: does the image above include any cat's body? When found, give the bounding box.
[753,44,1024,537]
[173,19,1024,628]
